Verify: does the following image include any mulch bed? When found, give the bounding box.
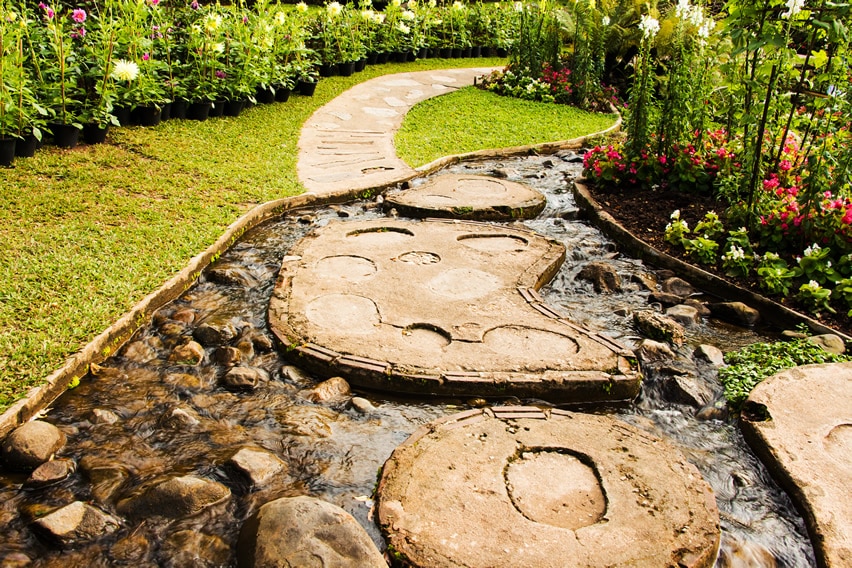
[585,183,852,338]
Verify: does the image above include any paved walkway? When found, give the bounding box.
[297,67,499,195]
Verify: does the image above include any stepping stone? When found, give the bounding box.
[385,174,547,220]
[269,219,639,403]
[377,407,720,568]
[741,362,852,567]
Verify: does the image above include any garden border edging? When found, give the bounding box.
[572,180,852,342]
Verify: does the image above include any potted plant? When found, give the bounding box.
[78,7,119,143]
[0,2,28,164]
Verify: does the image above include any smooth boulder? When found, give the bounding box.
[2,421,66,472]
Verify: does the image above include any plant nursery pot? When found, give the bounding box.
[496,47,509,57]
[113,106,133,126]
[439,47,452,58]
[223,99,245,117]
[186,101,213,121]
[451,48,462,58]
[366,52,378,65]
[14,134,38,158]
[0,138,16,167]
[255,87,276,104]
[274,87,291,103]
[417,47,428,59]
[209,100,226,118]
[319,63,338,77]
[160,102,173,121]
[391,51,407,63]
[170,99,189,119]
[298,80,317,97]
[133,105,162,127]
[479,46,493,57]
[49,123,80,149]
[339,61,355,77]
[471,46,482,57]
[377,52,390,64]
[82,123,109,145]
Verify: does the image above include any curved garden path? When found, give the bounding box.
[298,67,499,195]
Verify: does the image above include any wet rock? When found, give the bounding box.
[661,276,694,297]
[214,346,244,367]
[222,366,269,391]
[122,338,161,363]
[559,208,580,221]
[666,304,700,328]
[577,262,622,293]
[695,403,729,422]
[781,329,809,340]
[684,298,712,316]
[302,377,351,404]
[79,458,130,504]
[159,321,189,338]
[207,263,258,287]
[237,496,387,568]
[25,459,76,489]
[466,397,488,408]
[633,310,685,347]
[350,397,377,414]
[172,309,197,324]
[247,331,273,352]
[717,533,777,567]
[161,407,201,429]
[162,530,231,568]
[193,321,238,347]
[630,272,657,291]
[1,552,31,567]
[276,405,336,438]
[91,408,120,425]
[636,339,676,365]
[110,531,152,564]
[662,374,714,408]
[491,168,512,178]
[613,307,631,317]
[808,333,846,355]
[236,338,256,360]
[169,341,205,365]
[708,301,760,327]
[648,292,683,307]
[694,344,726,367]
[2,421,67,472]
[117,475,230,520]
[227,447,287,487]
[281,365,314,386]
[32,501,120,547]
[163,372,203,390]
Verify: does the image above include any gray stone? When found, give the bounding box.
[162,530,230,568]
[91,408,120,424]
[694,344,726,367]
[25,459,76,489]
[302,377,351,404]
[782,329,809,340]
[577,261,622,293]
[32,501,120,547]
[214,346,244,367]
[636,339,676,365]
[350,397,376,414]
[633,310,686,347]
[122,338,160,363]
[117,475,230,520]
[169,341,205,365]
[807,333,846,355]
[2,421,67,472]
[237,496,387,568]
[161,407,201,429]
[695,403,729,422]
[649,292,684,307]
[666,304,700,328]
[684,298,712,316]
[281,365,314,386]
[227,447,287,487]
[79,457,129,504]
[661,277,696,298]
[708,302,760,327]
[662,374,714,408]
[193,321,238,347]
[223,366,269,391]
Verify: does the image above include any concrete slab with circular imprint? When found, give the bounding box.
[385,174,547,220]
[740,362,852,567]
[269,218,639,402]
[377,406,720,568]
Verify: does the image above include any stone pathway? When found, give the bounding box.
[297,67,499,195]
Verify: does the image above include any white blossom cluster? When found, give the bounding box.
[638,14,660,40]
[782,0,805,18]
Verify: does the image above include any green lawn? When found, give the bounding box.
[395,87,618,167]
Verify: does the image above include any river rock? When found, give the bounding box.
[172,309,197,324]
[577,261,622,293]
[1,553,31,567]
[161,407,201,429]
[302,377,351,404]
[684,298,711,316]
[350,397,377,414]
[247,331,274,352]
[2,421,67,472]
[636,339,676,365]
[807,333,846,355]
[79,457,129,504]
[633,310,685,346]
[661,276,696,298]
[694,344,726,367]
[695,402,729,422]
[122,338,161,363]
[666,304,701,327]
[716,534,777,567]
[207,263,258,288]
[32,501,120,547]
[169,341,205,365]
[281,365,313,386]
[91,408,120,425]
[162,530,231,568]
[649,291,684,307]
[662,374,715,408]
[630,272,657,291]
[163,372,203,390]
[25,459,76,489]
[236,496,387,568]
[708,302,760,327]
[222,366,269,391]
[110,531,152,564]
[214,346,244,367]
[193,321,238,347]
[117,475,230,520]
[227,447,287,487]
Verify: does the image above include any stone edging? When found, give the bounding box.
[572,180,852,342]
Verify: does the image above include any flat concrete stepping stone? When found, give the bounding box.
[270,219,639,402]
[377,407,720,568]
[741,362,852,567]
[385,174,546,220]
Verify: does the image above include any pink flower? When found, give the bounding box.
[215,70,227,79]
[779,159,792,171]
[149,0,160,5]
[763,175,780,191]
[142,52,150,61]
[191,0,199,9]
[843,209,852,224]
[71,8,86,22]
[71,27,86,38]
[658,155,667,165]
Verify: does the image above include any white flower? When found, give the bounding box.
[327,2,342,17]
[429,0,437,7]
[675,0,691,20]
[697,19,713,40]
[782,0,805,18]
[409,0,418,8]
[111,59,139,82]
[726,245,745,261]
[391,0,401,6]
[402,10,415,20]
[296,2,309,13]
[804,243,821,257]
[275,11,287,25]
[452,1,465,12]
[805,280,821,291]
[213,42,225,54]
[204,13,222,32]
[689,6,704,27]
[670,209,681,219]
[397,22,410,34]
[601,15,610,26]
[638,14,660,39]
[373,13,386,24]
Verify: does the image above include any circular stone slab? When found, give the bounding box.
[385,174,547,220]
[740,362,852,567]
[378,407,720,568]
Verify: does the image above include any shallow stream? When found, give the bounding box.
[0,154,814,567]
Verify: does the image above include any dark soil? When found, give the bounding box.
[586,183,852,338]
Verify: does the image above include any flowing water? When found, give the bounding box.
[0,154,814,567]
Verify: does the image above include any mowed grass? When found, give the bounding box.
[395,87,618,167]
[0,58,504,412]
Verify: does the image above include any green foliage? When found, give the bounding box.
[664,209,689,245]
[719,337,851,408]
[755,252,796,295]
[683,234,719,264]
[693,211,725,240]
[797,280,835,315]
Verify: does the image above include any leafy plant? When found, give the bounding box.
[755,252,796,295]
[683,234,719,264]
[664,209,689,245]
[797,280,835,315]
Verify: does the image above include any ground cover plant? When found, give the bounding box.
[395,86,618,166]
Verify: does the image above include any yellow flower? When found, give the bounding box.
[296,2,308,13]
[327,2,342,17]
[111,59,140,82]
[205,13,222,32]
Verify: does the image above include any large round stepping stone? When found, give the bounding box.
[385,174,546,220]
[377,407,720,568]
[270,219,638,402]
[740,362,852,567]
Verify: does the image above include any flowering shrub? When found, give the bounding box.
[480,69,554,104]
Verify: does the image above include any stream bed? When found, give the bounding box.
[0,154,814,567]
